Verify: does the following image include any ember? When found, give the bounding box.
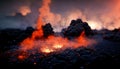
[41,47,54,53]
[53,44,63,49]
[18,55,26,61]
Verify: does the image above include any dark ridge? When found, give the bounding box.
[62,19,93,39]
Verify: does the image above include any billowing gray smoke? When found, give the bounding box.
[0,0,120,31]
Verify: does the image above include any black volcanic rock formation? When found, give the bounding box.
[62,19,93,38]
[0,27,34,51]
[103,28,120,41]
[83,22,93,36]
[42,23,54,37]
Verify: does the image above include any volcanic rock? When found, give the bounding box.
[63,19,84,38]
[63,19,93,38]
[83,22,93,36]
[42,23,54,37]
[0,27,34,51]
[103,28,120,41]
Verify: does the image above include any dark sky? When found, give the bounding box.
[0,0,120,31]
[0,0,111,15]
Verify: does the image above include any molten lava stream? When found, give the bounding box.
[20,31,89,54]
[40,47,54,53]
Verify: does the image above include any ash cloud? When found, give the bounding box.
[51,0,120,30]
[0,0,40,29]
[0,0,120,31]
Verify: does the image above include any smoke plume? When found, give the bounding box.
[0,0,120,31]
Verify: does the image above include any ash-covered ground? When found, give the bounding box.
[0,19,120,69]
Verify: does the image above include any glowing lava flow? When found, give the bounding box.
[41,48,54,53]
[41,44,63,53]
[20,31,94,54]
[53,44,63,49]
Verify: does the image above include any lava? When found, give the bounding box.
[18,55,26,61]
[20,31,94,54]
[41,47,54,53]
[53,44,63,49]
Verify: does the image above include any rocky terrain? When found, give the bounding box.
[0,19,120,69]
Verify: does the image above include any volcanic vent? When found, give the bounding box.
[19,0,95,54]
[20,18,95,54]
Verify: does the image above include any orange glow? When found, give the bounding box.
[19,6,31,16]
[38,33,92,54]
[39,35,68,53]
[87,21,102,30]
[77,31,88,47]
[20,38,34,51]
[34,62,37,65]
[41,47,54,53]
[20,31,95,54]
[18,55,26,60]
[53,44,63,49]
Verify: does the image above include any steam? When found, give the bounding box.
[0,0,120,31]
[36,0,61,32]
[99,0,120,30]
